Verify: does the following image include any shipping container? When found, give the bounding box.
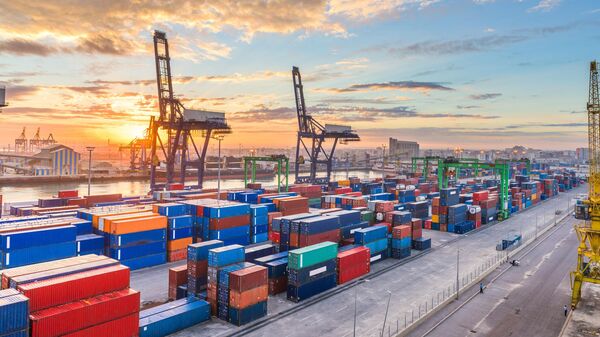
[139,298,210,337]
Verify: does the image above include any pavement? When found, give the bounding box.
[561,277,600,337]
[408,207,579,337]
[129,184,584,337]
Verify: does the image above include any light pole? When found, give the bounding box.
[381,145,386,191]
[85,146,95,196]
[456,245,460,300]
[381,290,392,337]
[212,135,224,201]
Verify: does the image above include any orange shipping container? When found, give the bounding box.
[109,216,167,235]
[91,207,151,228]
[229,284,268,309]
[99,211,156,232]
[167,249,187,262]
[167,238,193,251]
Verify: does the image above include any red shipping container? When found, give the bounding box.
[167,249,187,262]
[168,265,187,300]
[229,284,268,309]
[229,265,268,293]
[411,218,422,230]
[18,265,130,312]
[412,228,422,240]
[268,211,283,224]
[439,206,448,215]
[67,198,87,207]
[432,197,440,207]
[268,231,281,244]
[167,183,185,190]
[375,222,392,234]
[209,215,250,230]
[337,246,370,284]
[58,190,78,198]
[375,201,394,213]
[424,219,432,230]
[62,312,139,337]
[84,194,122,207]
[30,289,139,337]
[392,225,411,239]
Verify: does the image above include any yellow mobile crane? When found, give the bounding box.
[571,60,600,308]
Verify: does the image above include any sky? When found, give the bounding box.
[0,0,599,152]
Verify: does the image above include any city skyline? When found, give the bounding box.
[0,1,599,150]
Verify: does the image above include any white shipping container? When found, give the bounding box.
[183,109,225,123]
[324,124,351,133]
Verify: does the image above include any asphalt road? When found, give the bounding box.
[409,209,579,337]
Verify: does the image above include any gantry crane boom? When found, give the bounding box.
[571,60,600,308]
[292,66,359,184]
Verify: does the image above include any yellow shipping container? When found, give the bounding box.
[432,215,439,223]
[531,194,537,200]
[338,180,350,187]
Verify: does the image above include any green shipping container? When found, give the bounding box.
[288,242,338,270]
[361,211,374,224]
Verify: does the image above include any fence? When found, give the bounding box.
[371,196,575,337]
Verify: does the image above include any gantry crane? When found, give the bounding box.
[0,86,7,113]
[149,30,231,190]
[119,120,152,172]
[571,60,600,308]
[292,66,360,184]
[15,127,27,152]
[29,127,42,151]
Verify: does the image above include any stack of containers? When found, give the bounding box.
[139,297,211,337]
[0,288,29,337]
[250,205,269,244]
[391,225,411,258]
[324,210,367,243]
[439,188,460,232]
[187,240,224,297]
[204,203,251,246]
[467,205,482,228]
[168,265,188,301]
[228,265,268,326]
[407,201,428,221]
[386,211,411,227]
[447,204,467,233]
[410,218,423,241]
[103,214,167,270]
[0,224,77,269]
[354,226,388,263]
[206,245,245,316]
[431,197,440,230]
[154,203,194,262]
[17,259,140,337]
[336,246,370,284]
[215,260,253,321]
[290,216,340,250]
[287,242,338,302]
[276,213,318,252]
[254,252,288,295]
[274,196,309,216]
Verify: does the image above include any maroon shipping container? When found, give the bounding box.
[268,276,287,295]
[229,265,268,293]
[18,265,130,312]
[337,246,370,284]
[30,289,139,337]
[294,229,340,248]
[208,215,250,230]
[58,190,79,198]
[187,259,208,279]
[411,218,422,230]
[392,225,411,239]
[84,194,122,207]
[62,312,139,337]
[411,228,422,240]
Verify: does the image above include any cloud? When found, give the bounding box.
[231,104,498,123]
[457,105,480,109]
[328,0,439,21]
[0,1,349,58]
[0,39,58,56]
[2,85,41,100]
[367,23,578,58]
[319,97,399,105]
[470,93,501,100]
[529,0,561,12]
[319,81,453,93]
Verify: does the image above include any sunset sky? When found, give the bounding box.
[0,1,599,152]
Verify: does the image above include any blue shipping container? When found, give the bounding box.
[1,241,76,269]
[107,229,167,248]
[139,298,210,337]
[208,245,245,267]
[287,273,336,302]
[187,240,224,261]
[120,253,166,271]
[108,240,166,261]
[0,225,76,251]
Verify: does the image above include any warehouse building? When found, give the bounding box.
[389,138,420,160]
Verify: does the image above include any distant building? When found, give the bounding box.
[30,144,81,176]
[389,138,419,160]
[576,147,589,162]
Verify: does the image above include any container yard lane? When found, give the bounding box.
[169,185,584,337]
[409,205,579,337]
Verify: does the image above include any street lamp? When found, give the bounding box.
[212,135,224,201]
[85,146,95,196]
